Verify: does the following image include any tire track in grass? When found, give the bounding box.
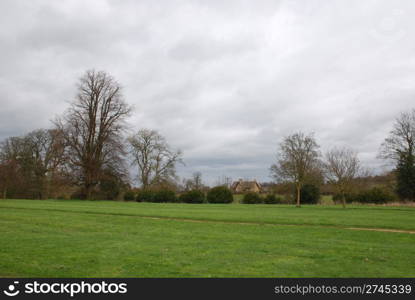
[1,205,415,234]
[347,227,415,234]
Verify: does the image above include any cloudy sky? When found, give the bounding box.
[1,0,414,185]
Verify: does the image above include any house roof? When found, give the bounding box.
[231,180,262,191]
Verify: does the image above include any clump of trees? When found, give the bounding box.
[0,70,183,201]
[1,69,414,206]
[268,107,415,207]
[0,129,67,199]
[380,109,415,201]
[270,132,366,207]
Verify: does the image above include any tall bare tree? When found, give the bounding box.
[128,129,182,189]
[56,70,131,199]
[380,109,415,200]
[270,132,320,207]
[323,147,361,208]
[380,109,415,161]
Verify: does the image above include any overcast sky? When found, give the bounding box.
[1,0,414,185]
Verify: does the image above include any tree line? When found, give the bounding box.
[270,109,415,207]
[0,70,182,200]
[0,69,414,205]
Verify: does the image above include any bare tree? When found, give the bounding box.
[128,129,183,189]
[0,137,25,198]
[191,172,203,190]
[56,70,131,199]
[25,129,66,199]
[270,132,320,207]
[215,175,233,188]
[323,147,361,208]
[183,172,204,191]
[380,109,415,161]
[0,130,67,199]
[380,109,415,200]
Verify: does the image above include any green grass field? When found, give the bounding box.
[0,199,414,277]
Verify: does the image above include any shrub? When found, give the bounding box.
[335,187,396,204]
[264,194,282,204]
[355,187,394,204]
[124,190,136,201]
[207,186,233,204]
[299,184,320,204]
[70,190,86,200]
[179,190,205,204]
[153,189,177,203]
[333,193,346,203]
[333,193,359,203]
[136,190,155,202]
[283,193,295,204]
[242,192,263,204]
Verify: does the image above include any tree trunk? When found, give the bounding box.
[40,176,48,200]
[339,186,346,208]
[296,183,301,208]
[85,184,93,200]
[3,187,7,199]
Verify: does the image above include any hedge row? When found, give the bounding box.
[124,186,234,204]
[333,187,396,204]
[242,193,283,204]
[125,187,288,204]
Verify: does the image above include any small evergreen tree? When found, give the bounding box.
[179,190,205,203]
[242,192,263,204]
[298,184,320,204]
[396,152,415,200]
[207,186,233,204]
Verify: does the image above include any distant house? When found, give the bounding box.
[231,179,262,193]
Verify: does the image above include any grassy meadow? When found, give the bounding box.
[0,199,414,277]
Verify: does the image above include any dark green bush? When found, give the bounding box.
[207,186,233,204]
[299,184,320,204]
[264,194,282,204]
[179,190,205,203]
[367,187,396,204]
[153,189,177,203]
[352,187,395,204]
[333,193,357,203]
[124,190,136,201]
[70,190,86,200]
[332,193,342,203]
[341,187,395,204]
[136,190,155,202]
[242,192,263,204]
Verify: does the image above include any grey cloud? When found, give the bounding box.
[1,0,415,185]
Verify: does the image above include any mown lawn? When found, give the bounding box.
[0,199,414,277]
